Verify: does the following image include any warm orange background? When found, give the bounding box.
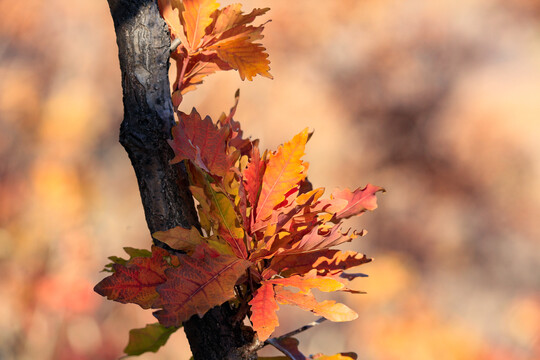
[1,0,539,359]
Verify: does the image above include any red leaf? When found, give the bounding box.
[264,250,371,279]
[243,145,265,208]
[326,184,384,220]
[168,108,232,176]
[94,246,171,309]
[249,282,279,341]
[153,252,251,327]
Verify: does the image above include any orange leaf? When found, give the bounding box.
[210,5,269,35]
[94,246,171,309]
[157,0,184,40]
[154,251,252,327]
[180,0,219,50]
[209,32,272,81]
[268,270,344,293]
[275,287,357,322]
[243,145,266,208]
[249,282,279,341]
[256,128,309,223]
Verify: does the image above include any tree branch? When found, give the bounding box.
[105,0,256,358]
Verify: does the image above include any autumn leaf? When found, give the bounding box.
[243,145,266,208]
[153,226,205,253]
[268,270,344,293]
[153,251,251,327]
[256,128,309,223]
[264,250,371,279]
[94,246,172,309]
[274,287,357,322]
[209,188,247,259]
[325,184,384,220]
[208,32,272,81]
[124,323,179,356]
[249,282,279,341]
[168,108,232,176]
[210,5,269,35]
[180,0,220,50]
[157,0,184,40]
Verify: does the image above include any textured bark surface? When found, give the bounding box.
[106,0,257,358]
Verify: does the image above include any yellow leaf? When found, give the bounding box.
[209,34,272,81]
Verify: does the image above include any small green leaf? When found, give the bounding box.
[124,323,179,356]
[123,247,152,258]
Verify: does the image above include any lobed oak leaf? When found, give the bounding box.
[210,189,247,259]
[180,0,220,50]
[268,270,344,293]
[210,5,269,35]
[249,281,279,341]
[169,108,232,176]
[290,224,362,253]
[153,226,205,253]
[94,246,172,309]
[123,323,179,356]
[243,145,266,209]
[153,252,252,327]
[325,184,384,220]
[255,128,309,224]
[264,250,371,279]
[208,30,272,81]
[274,287,357,322]
[157,0,184,41]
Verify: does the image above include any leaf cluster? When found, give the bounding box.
[95,1,384,358]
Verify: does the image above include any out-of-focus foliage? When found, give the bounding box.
[1,0,539,359]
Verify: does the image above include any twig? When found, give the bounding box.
[274,317,327,341]
[256,317,328,352]
[170,38,181,53]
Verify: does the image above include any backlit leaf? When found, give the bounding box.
[249,281,279,341]
[256,129,309,223]
[180,0,220,50]
[275,287,357,322]
[94,246,171,309]
[268,270,344,293]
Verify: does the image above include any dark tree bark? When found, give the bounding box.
[106,0,257,358]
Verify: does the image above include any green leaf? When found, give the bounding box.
[124,323,180,356]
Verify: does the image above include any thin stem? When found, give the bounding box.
[170,38,182,52]
[178,55,190,92]
[274,317,327,341]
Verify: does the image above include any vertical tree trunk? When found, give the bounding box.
[105,0,257,358]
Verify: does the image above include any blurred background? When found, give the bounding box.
[1,0,539,359]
